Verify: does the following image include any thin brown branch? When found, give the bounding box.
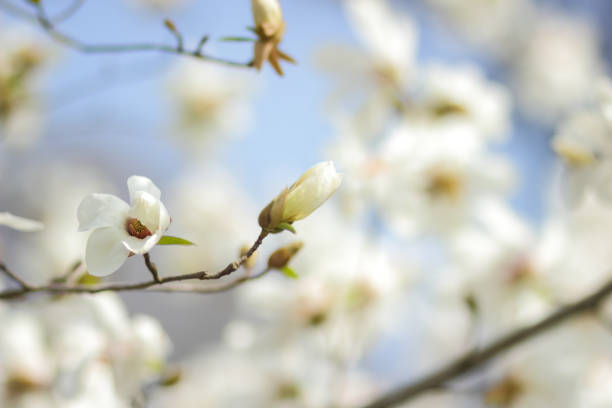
[361,277,612,408]
[0,229,268,300]
[149,267,271,294]
[6,0,252,68]
[143,253,161,283]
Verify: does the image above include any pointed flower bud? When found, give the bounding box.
[251,0,284,38]
[259,161,342,233]
[251,0,296,76]
[267,241,303,270]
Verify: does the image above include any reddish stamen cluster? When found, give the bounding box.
[126,217,152,239]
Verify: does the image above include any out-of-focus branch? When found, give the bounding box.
[361,277,612,408]
[0,0,252,68]
[51,0,85,24]
[1,0,85,24]
[0,230,268,299]
[0,262,31,289]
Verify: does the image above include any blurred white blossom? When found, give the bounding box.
[0,293,170,407]
[0,212,43,232]
[424,0,535,59]
[316,0,418,137]
[0,25,50,148]
[167,60,253,155]
[552,78,612,206]
[513,11,604,123]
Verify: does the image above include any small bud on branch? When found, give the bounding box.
[267,241,303,269]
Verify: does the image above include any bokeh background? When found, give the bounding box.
[2,0,612,404]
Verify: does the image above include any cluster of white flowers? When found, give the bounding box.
[423,0,604,123]
[321,1,515,240]
[0,293,171,408]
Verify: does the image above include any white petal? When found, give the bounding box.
[283,161,343,221]
[158,201,171,232]
[0,212,44,231]
[564,168,591,207]
[85,227,130,277]
[128,176,161,203]
[122,230,163,255]
[593,162,612,203]
[77,194,129,232]
[128,191,161,231]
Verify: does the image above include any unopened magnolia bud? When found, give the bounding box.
[250,0,295,75]
[258,161,341,233]
[258,187,288,231]
[240,244,259,270]
[251,0,284,38]
[267,241,303,269]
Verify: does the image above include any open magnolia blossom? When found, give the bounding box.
[0,212,43,231]
[251,0,295,76]
[552,82,612,206]
[77,176,170,276]
[259,161,342,232]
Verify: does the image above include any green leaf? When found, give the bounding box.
[277,222,296,234]
[219,36,255,42]
[157,235,195,246]
[280,266,299,279]
[77,273,101,285]
[245,26,257,33]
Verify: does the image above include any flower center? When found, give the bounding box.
[426,167,463,200]
[553,142,597,167]
[126,217,152,239]
[430,100,469,118]
[483,376,524,406]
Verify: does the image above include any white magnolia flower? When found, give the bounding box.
[374,122,515,237]
[167,60,253,155]
[0,25,50,148]
[344,0,417,80]
[258,161,342,232]
[77,176,170,276]
[424,0,534,59]
[0,212,43,231]
[552,104,612,206]
[419,64,512,142]
[316,0,417,137]
[513,11,603,123]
